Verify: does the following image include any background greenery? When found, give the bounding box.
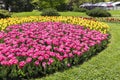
[11,10,120,17]
[3,0,120,12]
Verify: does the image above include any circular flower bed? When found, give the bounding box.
[0,22,109,79]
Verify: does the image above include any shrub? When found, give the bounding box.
[41,8,60,16]
[0,9,11,18]
[73,7,88,12]
[86,8,111,17]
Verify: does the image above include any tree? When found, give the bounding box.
[4,0,33,12]
[4,0,13,10]
[31,0,69,11]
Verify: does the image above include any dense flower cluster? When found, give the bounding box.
[96,17,120,23]
[0,16,109,33]
[82,17,120,23]
[0,22,108,69]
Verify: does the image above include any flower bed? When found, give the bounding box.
[0,16,109,34]
[0,22,109,79]
[82,17,120,23]
[96,17,120,23]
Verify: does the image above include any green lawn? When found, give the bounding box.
[12,11,87,17]
[108,10,120,17]
[12,11,41,17]
[59,11,87,17]
[12,10,120,17]
[34,23,120,80]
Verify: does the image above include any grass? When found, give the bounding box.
[108,10,120,17]
[12,11,88,17]
[12,10,120,17]
[59,11,87,17]
[12,11,41,17]
[34,23,120,80]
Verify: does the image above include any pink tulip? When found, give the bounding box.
[49,58,54,63]
[26,57,32,63]
[38,56,44,61]
[35,60,39,66]
[67,63,71,67]
[19,61,26,68]
[42,62,46,68]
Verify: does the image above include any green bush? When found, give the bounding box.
[73,7,88,12]
[41,8,60,16]
[86,8,111,17]
[0,9,11,18]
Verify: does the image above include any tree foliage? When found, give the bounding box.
[4,0,33,12]
[3,0,120,12]
[31,0,69,11]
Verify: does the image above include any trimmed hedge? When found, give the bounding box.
[73,7,88,12]
[41,8,60,16]
[86,8,111,17]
